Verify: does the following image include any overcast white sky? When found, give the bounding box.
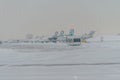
[0,0,120,40]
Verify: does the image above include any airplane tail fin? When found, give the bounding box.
[53,31,59,37]
[88,31,95,38]
[69,29,74,36]
[59,30,65,36]
[81,30,95,39]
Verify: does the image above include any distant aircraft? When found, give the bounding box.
[1,29,95,47]
[49,29,95,43]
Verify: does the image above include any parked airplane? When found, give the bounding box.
[0,29,95,47]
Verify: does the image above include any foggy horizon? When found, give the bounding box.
[0,0,120,40]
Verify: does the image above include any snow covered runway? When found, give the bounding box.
[0,41,120,80]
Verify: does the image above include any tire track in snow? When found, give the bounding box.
[2,62,120,67]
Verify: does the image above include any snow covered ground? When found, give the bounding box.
[0,35,120,80]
